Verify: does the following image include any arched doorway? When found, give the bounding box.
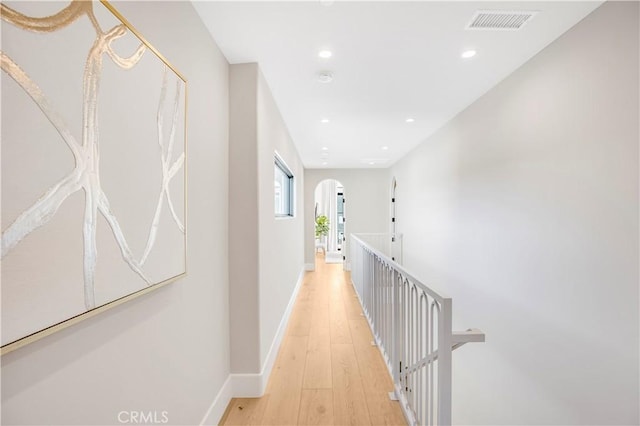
[314,179,346,269]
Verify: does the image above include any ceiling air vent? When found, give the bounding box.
[466,10,538,31]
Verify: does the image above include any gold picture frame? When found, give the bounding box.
[1,0,188,354]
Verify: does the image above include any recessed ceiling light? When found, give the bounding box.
[361,158,388,165]
[381,146,389,150]
[321,118,330,123]
[318,50,332,59]
[322,161,328,165]
[461,50,477,59]
[322,146,329,151]
[317,71,333,83]
[405,118,415,123]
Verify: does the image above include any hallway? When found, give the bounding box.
[221,254,406,425]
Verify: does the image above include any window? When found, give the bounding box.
[274,154,294,217]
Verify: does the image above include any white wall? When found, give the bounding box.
[256,69,305,370]
[229,64,305,387]
[390,2,639,424]
[304,169,389,269]
[229,63,261,374]
[1,2,230,425]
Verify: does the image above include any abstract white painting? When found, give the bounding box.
[1,1,187,352]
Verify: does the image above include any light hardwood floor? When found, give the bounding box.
[220,254,406,426]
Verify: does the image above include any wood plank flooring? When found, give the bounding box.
[220,254,406,426]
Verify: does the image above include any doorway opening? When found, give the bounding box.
[314,179,346,268]
[390,177,402,264]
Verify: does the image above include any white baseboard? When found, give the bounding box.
[304,263,315,271]
[254,267,305,394]
[202,267,305,424]
[231,373,263,397]
[199,376,232,425]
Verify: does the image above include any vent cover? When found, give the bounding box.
[466,10,538,30]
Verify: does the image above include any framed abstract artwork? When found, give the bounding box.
[1,1,187,353]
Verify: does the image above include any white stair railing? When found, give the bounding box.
[350,234,484,426]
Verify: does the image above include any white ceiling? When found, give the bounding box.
[194,1,602,169]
